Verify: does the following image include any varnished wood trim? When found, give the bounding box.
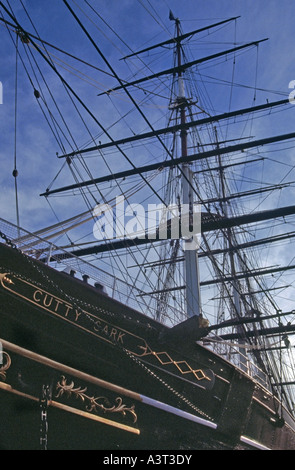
[252,396,276,415]
[0,382,140,434]
[0,338,141,401]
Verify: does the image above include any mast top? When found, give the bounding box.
[99,38,268,96]
[120,16,240,60]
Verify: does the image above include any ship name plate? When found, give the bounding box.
[0,273,214,388]
[0,273,149,356]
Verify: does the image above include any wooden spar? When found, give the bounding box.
[143,232,295,262]
[272,381,295,386]
[56,98,290,159]
[121,17,240,59]
[208,310,295,332]
[255,346,294,352]
[220,322,295,340]
[211,285,291,300]
[201,181,294,205]
[98,39,268,96]
[42,130,295,196]
[193,157,264,174]
[200,263,295,286]
[50,204,295,259]
[137,231,295,267]
[136,263,295,297]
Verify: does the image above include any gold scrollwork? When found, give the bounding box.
[56,376,137,423]
[0,352,12,381]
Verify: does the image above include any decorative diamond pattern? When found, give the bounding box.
[152,350,210,382]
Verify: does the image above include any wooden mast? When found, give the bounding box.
[173,13,201,318]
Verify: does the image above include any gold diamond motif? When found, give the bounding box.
[174,360,192,374]
[154,351,174,365]
[152,351,210,382]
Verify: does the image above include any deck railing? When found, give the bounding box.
[202,336,269,389]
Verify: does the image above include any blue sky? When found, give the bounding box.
[0,0,295,233]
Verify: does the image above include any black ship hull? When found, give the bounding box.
[0,242,295,450]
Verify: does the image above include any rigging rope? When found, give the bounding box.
[13,31,20,231]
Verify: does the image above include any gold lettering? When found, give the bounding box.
[30,286,131,351]
[110,328,117,341]
[33,290,43,302]
[43,294,53,308]
[117,331,125,344]
[54,299,62,312]
[93,320,101,332]
[74,309,82,322]
[102,324,109,335]
[64,304,72,317]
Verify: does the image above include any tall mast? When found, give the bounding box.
[215,128,247,370]
[173,15,201,318]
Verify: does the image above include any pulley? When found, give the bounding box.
[16,28,30,44]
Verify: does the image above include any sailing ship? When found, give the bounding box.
[1,2,295,450]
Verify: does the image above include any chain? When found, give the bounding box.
[40,384,50,450]
[0,230,18,250]
[123,347,213,421]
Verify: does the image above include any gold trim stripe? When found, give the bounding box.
[0,338,141,401]
[50,400,140,434]
[0,382,140,435]
[1,339,217,431]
